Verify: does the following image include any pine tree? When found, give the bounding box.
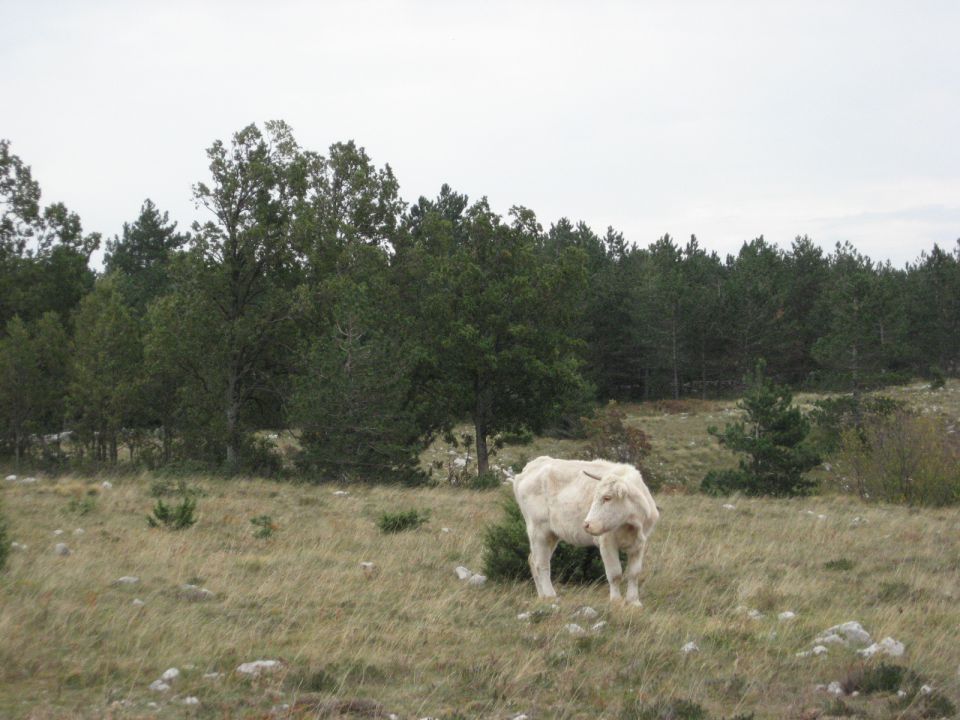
[702,360,820,496]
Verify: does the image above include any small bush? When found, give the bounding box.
[377,508,429,533]
[836,410,960,505]
[147,487,197,530]
[482,496,618,584]
[824,558,856,571]
[582,400,652,470]
[467,471,502,490]
[841,662,920,695]
[809,394,904,454]
[929,365,946,390]
[66,496,96,515]
[250,515,277,539]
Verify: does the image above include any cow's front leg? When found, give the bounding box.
[624,538,649,607]
[529,529,559,598]
[597,534,623,602]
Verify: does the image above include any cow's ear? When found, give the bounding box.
[611,479,629,498]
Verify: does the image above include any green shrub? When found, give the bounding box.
[467,471,502,490]
[377,508,429,533]
[929,365,946,390]
[250,515,277,538]
[836,410,960,505]
[482,496,617,584]
[824,558,855,571]
[702,360,819,497]
[147,490,197,530]
[66,496,96,515]
[809,394,904,454]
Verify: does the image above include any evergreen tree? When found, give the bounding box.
[0,313,69,464]
[104,199,188,315]
[400,188,588,474]
[702,360,820,496]
[68,278,143,464]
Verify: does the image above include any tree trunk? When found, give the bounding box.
[475,422,489,476]
[225,371,240,469]
[474,375,491,475]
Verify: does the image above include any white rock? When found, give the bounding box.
[511,715,529,720]
[360,561,377,578]
[21,476,37,484]
[132,599,145,607]
[73,528,84,535]
[161,667,180,682]
[147,701,160,708]
[517,612,532,621]
[722,504,736,510]
[332,490,350,496]
[858,637,905,658]
[236,659,281,676]
[454,566,473,580]
[54,543,70,556]
[10,541,27,551]
[796,645,829,657]
[816,621,872,647]
[467,574,487,586]
[817,514,827,520]
[573,606,599,620]
[897,689,908,698]
[149,680,171,692]
[53,529,64,536]
[681,641,699,654]
[747,609,764,620]
[565,623,586,636]
[182,697,200,706]
[591,621,608,632]
[827,681,844,695]
[114,576,140,585]
[179,584,215,601]
[441,527,452,533]
[920,684,933,695]
[851,516,865,526]
[203,672,223,679]
[778,611,797,621]
[818,632,846,645]
[453,457,467,468]
[5,474,16,482]
[101,481,113,490]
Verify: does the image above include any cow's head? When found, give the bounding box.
[582,471,634,535]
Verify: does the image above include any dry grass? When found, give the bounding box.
[2,474,960,719]
[3,381,959,718]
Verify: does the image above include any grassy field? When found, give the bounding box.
[2,382,959,719]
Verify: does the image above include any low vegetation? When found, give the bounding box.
[2,465,960,718]
[376,508,430,534]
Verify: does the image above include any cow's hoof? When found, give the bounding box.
[626,600,644,609]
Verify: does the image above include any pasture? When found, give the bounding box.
[2,384,959,719]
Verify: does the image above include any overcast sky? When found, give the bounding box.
[4,0,959,268]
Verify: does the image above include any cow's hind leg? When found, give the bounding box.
[598,535,624,603]
[624,538,649,607]
[528,528,559,599]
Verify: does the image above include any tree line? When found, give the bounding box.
[0,126,958,479]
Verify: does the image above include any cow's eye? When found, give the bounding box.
[602,496,612,503]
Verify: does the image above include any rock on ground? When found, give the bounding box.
[161,667,180,682]
[54,543,70,556]
[148,680,170,692]
[816,621,872,647]
[681,641,699,653]
[778,611,797,621]
[179,584,215,601]
[565,623,586,636]
[454,566,473,580]
[859,637,905,658]
[573,606,599,620]
[467,574,487,586]
[236,659,282,676]
[113,576,140,586]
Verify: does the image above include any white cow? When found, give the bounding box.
[511,456,659,605]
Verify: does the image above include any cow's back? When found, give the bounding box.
[513,456,610,547]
